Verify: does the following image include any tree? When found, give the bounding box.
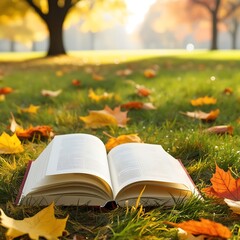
[0,0,127,56]
[187,0,240,50]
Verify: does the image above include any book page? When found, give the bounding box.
[46,134,112,189]
[107,143,197,198]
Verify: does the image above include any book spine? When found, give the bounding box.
[15,161,33,205]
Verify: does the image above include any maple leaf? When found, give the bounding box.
[168,218,231,239]
[72,79,81,86]
[144,68,156,78]
[20,104,40,114]
[41,89,62,97]
[204,125,233,135]
[180,109,220,122]
[88,88,114,102]
[105,133,143,152]
[202,164,240,201]
[190,96,217,106]
[0,202,68,240]
[80,106,129,128]
[223,87,233,95]
[0,132,24,154]
[0,87,13,95]
[121,101,156,110]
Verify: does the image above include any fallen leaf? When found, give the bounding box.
[88,88,114,102]
[56,70,64,77]
[0,202,68,240]
[20,104,40,114]
[0,95,5,101]
[80,106,129,128]
[105,133,142,152]
[144,68,156,78]
[0,132,24,154]
[202,164,240,201]
[72,79,81,86]
[224,198,240,214]
[10,114,54,139]
[180,109,220,122]
[41,89,62,97]
[167,218,231,239]
[0,87,13,95]
[190,96,217,106]
[136,86,151,97]
[223,87,233,95]
[204,125,233,135]
[92,73,104,81]
[116,68,133,77]
[121,101,156,110]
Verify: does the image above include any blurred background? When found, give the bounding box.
[0,0,240,53]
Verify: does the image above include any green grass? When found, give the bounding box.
[1,50,240,239]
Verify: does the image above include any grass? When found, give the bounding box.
[1,49,240,239]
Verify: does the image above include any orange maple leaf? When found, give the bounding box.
[136,86,151,97]
[168,218,231,239]
[144,68,156,78]
[202,164,240,201]
[121,101,156,110]
[190,96,217,106]
[72,79,81,86]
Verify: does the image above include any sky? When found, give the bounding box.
[124,0,156,33]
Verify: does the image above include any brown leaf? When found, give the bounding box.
[136,86,151,97]
[121,101,156,110]
[116,68,133,77]
[202,164,240,201]
[144,68,156,78]
[92,73,105,81]
[181,109,220,122]
[223,87,233,95]
[41,89,62,97]
[167,218,231,239]
[204,125,233,135]
[72,79,81,86]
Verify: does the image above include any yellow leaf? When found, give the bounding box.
[0,202,68,240]
[20,104,40,114]
[88,88,114,102]
[190,96,217,106]
[0,132,24,154]
[80,111,118,128]
[105,134,142,152]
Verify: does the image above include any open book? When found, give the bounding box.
[16,133,200,207]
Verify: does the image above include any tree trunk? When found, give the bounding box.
[46,18,66,56]
[210,9,218,50]
[231,19,238,50]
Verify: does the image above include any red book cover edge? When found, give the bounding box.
[15,160,33,205]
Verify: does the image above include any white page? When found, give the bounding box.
[107,143,197,198]
[46,134,112,189]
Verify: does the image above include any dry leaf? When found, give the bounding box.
[88,88,114,102]
[0,95,5,101]
[181,109,220,122]
[116,68,133,77]
[80,106,129,128]
[121,101,156,110]
[190,96,217,106]
[204,125,233,135]
[105,134,142,152]
[0,202,68,240]
[224,198,240,214]
[136,86,151,97]
[41,89,62,97]
[168,218,231,239]
[0,87,13,95]
[20,104,40,114]
[0,132,24,154]
[72,79,81,86]
[223,87,233,95]
[202,164,240,201]
[92,73,104,81]
[144,68,156,78]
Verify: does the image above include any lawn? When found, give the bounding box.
[0,50,240,239]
